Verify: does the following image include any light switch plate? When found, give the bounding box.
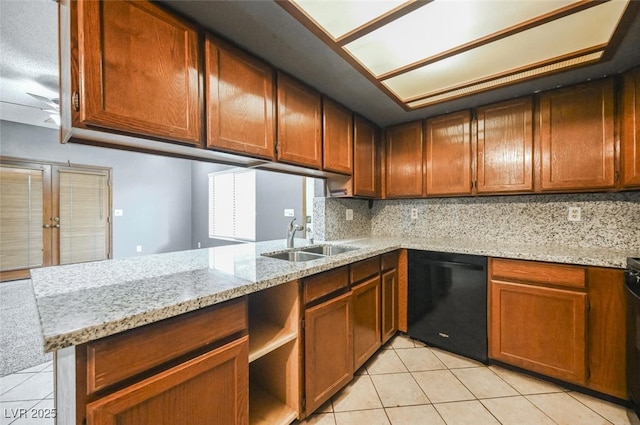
[346,209,353,221]
[114,209,123,216]
[136,245,142,253]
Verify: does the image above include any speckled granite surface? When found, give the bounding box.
[31,236,638,353]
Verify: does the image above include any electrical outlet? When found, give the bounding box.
[567,207,581,222]
[411,208,418,219]
[346,209,353,221]
[284,209,294,217]
[197,242,201,248]
[136,245,142,253]
[114,209,123,216]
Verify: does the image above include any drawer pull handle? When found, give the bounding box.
[438,332,449,338]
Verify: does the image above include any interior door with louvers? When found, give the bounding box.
[0,158,112,282]
[55,167,111,265]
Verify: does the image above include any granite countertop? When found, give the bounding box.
[30,237,637,353]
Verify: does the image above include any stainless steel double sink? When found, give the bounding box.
[262,245,359,262]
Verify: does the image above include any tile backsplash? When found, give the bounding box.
[316,192,639,251]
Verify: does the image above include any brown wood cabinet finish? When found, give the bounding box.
[205,36,275,160]
[477,98,533,193]
[304,291,353,415]
[491,258,586,289]
[381,267,398,345]
[586,268,627,399]
[276,73,322,169]
[323,98,353,175]
[425,111,472,195]
[352,276,381,370]
[385,121,424,198]
[539,79,616,191]
[353,116,380,197]
[85,298,247,394]
[489,280,587,385]
[621,67,640,188]
[86,336,249,425]
[350,256,380,283]
[75,0,202,144]
[303,266,349,305]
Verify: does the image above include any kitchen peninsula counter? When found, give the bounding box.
[30,237,637,352]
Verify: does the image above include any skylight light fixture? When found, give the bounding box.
[278,0,637,110]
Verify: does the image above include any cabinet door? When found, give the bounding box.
[385,121,424,198]
[353,116,379,197]
[425,111,472,195]
[381,268,398,345]
[276,73,322,169]
[489,281,587,384]
[621,67,640,188]
[206,36,275,160]
[77,0,201,145]
[477,98,533,193]
[323,98,353,175]
[86,336,249,425]
[353,276,381,370]
[586,268,627,399]
[539,79,615,190]
[305,291,353,414]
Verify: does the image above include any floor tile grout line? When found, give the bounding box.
[565,391,619,425]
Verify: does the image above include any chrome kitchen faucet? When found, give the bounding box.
[287,218,305,248]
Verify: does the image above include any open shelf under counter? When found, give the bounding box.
[250,383,298,425]
[249,317,298,363]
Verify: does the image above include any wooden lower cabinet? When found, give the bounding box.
[489,280,587,384]
[86,336,249,425]
[352,275,381,370]
[585,268,627,399]
[304,291,353,415]
[381,267,398,344]
[489,258,628,399]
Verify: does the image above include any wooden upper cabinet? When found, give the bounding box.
[75,0,201,145]
[276,72,322,169]
[205,36,275,160]
[539,78,615,191]
[621,67,640,188]
[323,98,353,175]
[353,116,379,198]
[477,98,533,194]
[385,121,424,198]
[425,111,472,195]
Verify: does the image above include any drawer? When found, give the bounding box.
[491,258,586,289]
[85,297,247,394]
[381,251,399,271]
[350,256,380,283]
[304,266,349,304]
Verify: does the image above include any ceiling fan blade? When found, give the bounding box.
[27,92,60,110]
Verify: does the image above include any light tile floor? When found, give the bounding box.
[0,362,54,425]
[0,335,637,425]
[297,335,640,425]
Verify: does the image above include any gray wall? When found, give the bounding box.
[190,163,305,246]
[0,120,193,258]
[255,170,304,242]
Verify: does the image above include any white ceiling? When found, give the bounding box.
[1,0,639,131]
[0,0,59,130]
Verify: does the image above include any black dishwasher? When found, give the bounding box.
[408,250,488,363]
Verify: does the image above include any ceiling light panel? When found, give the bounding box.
[382,0,629,102]
[291,0,408,39]
[344,0,582,77]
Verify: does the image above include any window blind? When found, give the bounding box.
[0,166,44,271]
[58,169,109,264]
[209,170,256,241]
